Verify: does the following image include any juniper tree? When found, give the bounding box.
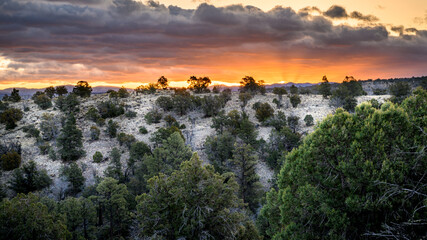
[8,160,52,194]
[57,114,85,161]
[136,153,257,239]
[60,162,85,195]
[230,143,263,212]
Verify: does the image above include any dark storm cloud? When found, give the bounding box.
[0,0,426,80]
[324,5,348,19]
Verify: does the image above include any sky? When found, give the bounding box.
[0,0,426,89]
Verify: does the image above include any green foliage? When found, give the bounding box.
[1,151,21,171]
[90,125,100,140]
[289,84,298,94]
[125,110,137,118]
[56,93,80,113]
[93,151,103,163]
[319,75,332,98]
[8,160,52,194]
[264,111,287,130]
[48,148,57,161]
[72,81,92,97]
[172,93,194,115]
[389,81,411,103]
[0,100,9,111]
[96,177,130,239]
[260,90,427,239]
[330,77,366,112]
[287,115,299,132]
[57,114,85,161]
[9,88,21,102]
[201,95,227,117]
[204,132,235,173]
[117,86,130,98]
[85,106,101,122]
[157,76,169,89]
[0,193,69,240]
[265,126,301,170]
[230,143,263,212]
[0,108,23,129]
[55,85,68,96]
[143,132,192,180]
[136,153,249,239]
[240,76,266,94]
[187,76,212,93]
[304,114,314,126]
[144,109,162,124]
[97,100,125,118]
[40,113,58,141]
[289,93,301,108]
[135,83,158,94]
[212,86,220,93]
[37,141,51,155]
[212,110,258,146]
[156,96,174,111]
[106,120,119,138]
[117,132,136,149]
[272,87,287,108]
[60,162,85,195]
[44,86,56,98]
[139,126,148,134]
[128,141,151,173]
[58,197,96,240]
[22,124,40,138]
[253,102,274,122]
[373,88,387,95]
[239,92,253,110]
[105,148,124,182]
[33,93,52,109]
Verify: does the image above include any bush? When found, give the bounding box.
[97,101,125,119]
[164,115,178,127]
[304,114,314,126]
[48,149,57,161]
[85,107,101,122]
[0,108,23,130]
[373,88,387,95]
[9,88,21,102]
[9,160,52,194]
[37,141,51,155]
[145,109,162,124]
[265,111,287,130]
[57,114,85,161]
[93,151,103,163]
[254,102,274,122]
[33,93,52,110]
[287,115,299,132]
[389,81,411,103]
[106,120,119,138]
[90,126,100,140]
[56,94,80,113]
[289,85,298,94]
[139,126,148,134]
[135,83,158,94]
[117,87,130,98]
[22,125,40,138]
[40,113,58,141]
[201,96,225,117]
[156,96,174,111]
[125,110,137,119]
[117,132,136,149]
[55,85,68,96]
[289,94,301,108]
[239,92,253,110]
[1,151,21,171]
[150,126,184,146]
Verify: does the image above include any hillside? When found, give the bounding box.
[0,91,389,196]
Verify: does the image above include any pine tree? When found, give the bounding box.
[105,148,124,182]
[230,143,263,212]
[60,163,85,195]
[319,75,331,99]
[8,160,52,194]
[57,114,85,161]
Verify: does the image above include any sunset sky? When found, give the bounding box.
[0,0,426,89]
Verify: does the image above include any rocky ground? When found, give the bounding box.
[0,91,390,197]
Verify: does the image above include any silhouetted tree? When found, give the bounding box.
[72,81,92,97]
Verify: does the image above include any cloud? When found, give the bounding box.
[323,5,348,19]
[350,11,379,22]
[0,0,426,85]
